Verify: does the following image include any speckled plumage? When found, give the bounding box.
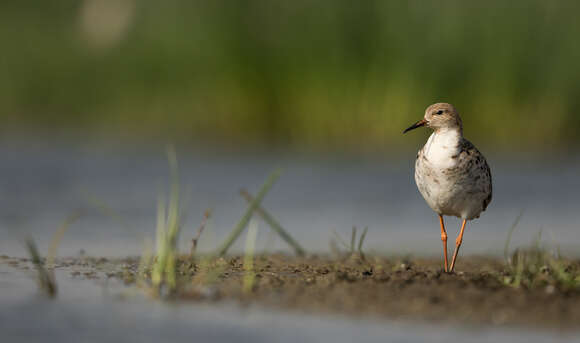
[415,131,492,220]
[404,102,492,272]
[409,103,492,220]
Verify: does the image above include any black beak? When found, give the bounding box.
[403,119,428,134]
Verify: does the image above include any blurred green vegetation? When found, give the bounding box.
[1,1,579,150]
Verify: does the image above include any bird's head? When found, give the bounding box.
[403,103,463,134]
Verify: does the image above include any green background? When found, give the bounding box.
[2,1,579,151]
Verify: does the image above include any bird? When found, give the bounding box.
[404,103,492,273]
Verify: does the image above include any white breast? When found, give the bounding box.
[415,128,492,220]
[415,128,465,217]
[422,129,461,169]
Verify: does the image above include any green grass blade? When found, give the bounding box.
[331,229,349,249]
[25,238,57,297]
[504,210,524,262]
[358,227,368,254]
[152,194,167,288]
[47,212,82,267]
[166,145,180,247]
[350,227,357,253]
[151,147,182,295]
[216,169,282,257]
[240,189,305,256]
[243,219,259,294]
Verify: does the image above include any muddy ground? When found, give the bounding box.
[3,254,580,329]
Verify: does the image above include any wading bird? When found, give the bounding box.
[404,103,492,272]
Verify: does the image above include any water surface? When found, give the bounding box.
[1,263,577,343]
[1,139,579,342]
[1,140,578,257]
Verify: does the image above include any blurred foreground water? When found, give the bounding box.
[1,138,578,258]
[1,262,577,343]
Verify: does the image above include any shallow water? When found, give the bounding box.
[1,263,578,343]
[1,139,578,258]
[1,139,580,342]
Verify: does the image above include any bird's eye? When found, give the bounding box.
[435,110,444,115]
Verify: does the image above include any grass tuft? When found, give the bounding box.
[149,146,182,297]
[138,151,287,298]
[502,232,580,290]
[330,226,369,260]
[503,210,524,263]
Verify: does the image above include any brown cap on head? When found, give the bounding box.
[404,103,462,134]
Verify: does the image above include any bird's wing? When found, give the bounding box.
[459,139,493,211]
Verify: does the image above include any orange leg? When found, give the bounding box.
[449,219,467,272]
[438,215,449,273]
